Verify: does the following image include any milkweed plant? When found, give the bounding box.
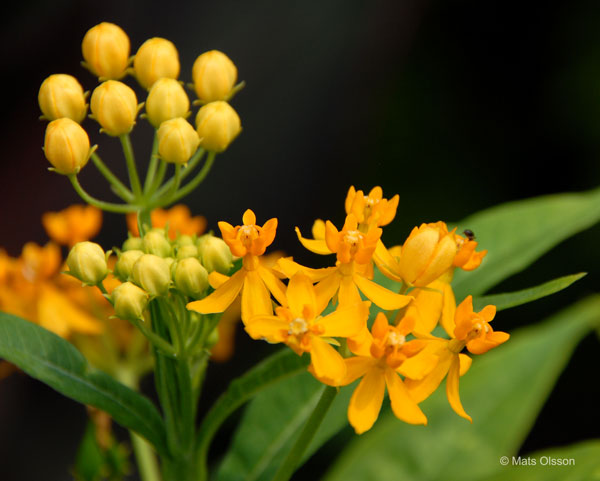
[1,22,599,481]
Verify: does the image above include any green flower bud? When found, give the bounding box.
[132,254,171,296]
[122,236,144,251]
[142,229,172,257]
[206,326,219,348]
[112,282,149,321]
[174,257,208,299]
[66,241,108,285]
[175,235,195,247]
[198,234,233,274]
[113,249,144,282]
[176,245,199,259]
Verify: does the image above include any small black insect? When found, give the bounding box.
[463,229,475,241]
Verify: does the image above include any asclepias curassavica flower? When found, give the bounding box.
[1,18,594,481]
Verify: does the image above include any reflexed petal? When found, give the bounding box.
[340,356,376,385]
[315,271,341,313]
[446,355,472,422]
[208,271,229,289]
[385,368,427,425]
[353,274,412,310]
[244,315,288,342]
[309,336,346,385]
[440,282,456,337]
[38,286,102,337]
[312,219,326,240]
[347,326,373,357]
[406,284,443,335]
[397,345,439,381]
[287,272,317,319]
[276,256,335,282]
[320,301,370,338]
[405,348,453,402]
[241,270,273,322]
[338,275,362,308]
[295,227,332,255]
[373,240,403,282]
[459,353,472,376]
[187,269,245,315]
[348,367,385,434]
[257,265,287,307]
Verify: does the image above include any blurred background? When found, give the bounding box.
[1,0,599,479]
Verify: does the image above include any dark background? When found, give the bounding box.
[1,0,599,479]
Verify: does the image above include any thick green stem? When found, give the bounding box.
[120,134,143,199]
[144,131,160,195]
[90,152,135,202]
[271,386,338,481]
[163,152,216,205]
[68,175,138,213]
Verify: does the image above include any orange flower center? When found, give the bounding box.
[343,229,363,255]
[288,317,308,336]
[239,224,259,248]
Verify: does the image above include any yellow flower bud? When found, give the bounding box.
[38,74,87,123]
[145,78,190,128]
[175,235,195,247]
[197,234,233,274]
[44,118,91,174]
[66,241,108,285]
[81,22,130,79]
[112,282,149,321]
[90,80,139,136]
[122,236,144,251]
[174,257,208,299]
[133,37,180,89]
[195,101,241,152]
[132,254,171,296]
[192,50,237,102]
[176,245,199,260]
[114,249,144,282]
[397,222,457,287]
[158,118,200,164]
[142,229,172,257]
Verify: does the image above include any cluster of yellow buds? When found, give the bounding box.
[189,187,509,434]
[38,22,243,214]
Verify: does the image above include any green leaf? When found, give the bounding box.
[473,273,586,311]
[195,348,310,472]
[323,296,600,481]
[0,312,168,456]
[217,371,353,481]
[482,440,600,481]
[452,187,600,299]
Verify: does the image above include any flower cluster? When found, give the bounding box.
[189,187,509,434]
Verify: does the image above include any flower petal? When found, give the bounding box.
[309,336,346,385]
[242,209,256,226]
[295,227,332,255]
[241,270,273,322]
[314,271,341,313]
[340,356,377,385]
[287,272,317,319]
[353,274,412,310]
[276,256,335,282]
[187,269,245,315]
[338,275,362,308]
[208,271,229,289]
[347,367,385,434]
[373,240,403,282]
[405,347,453,403]
[320,301,370,338]
[244,315,288,342]
[257,264,287,307]
[385,368,427,425]
[446,355,472,422]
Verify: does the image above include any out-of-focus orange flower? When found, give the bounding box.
[127,204,206,240]
[42,205,102,247]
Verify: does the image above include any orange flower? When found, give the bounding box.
[344,186,399,230]
[42,205,102,247]
[453,230,487,271]
[126,204,206,240]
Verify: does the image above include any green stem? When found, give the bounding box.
[143,131,160,195]
[130,316,177,358]
[150,160,168,196]
[68,175,138,213]
[120,134,143,199]
[271,386,338,481]
[163,152,216,205]
[154,148,205,199]
[90,152,135,202]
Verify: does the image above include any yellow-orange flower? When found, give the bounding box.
[245,272,370,384]
[42,205,102,247]
[334,313,428,434]
[453,231,487,271]
[405,296,509,421]
[126,204,206,240]
[187,210,286,322]
[345,186,399,230]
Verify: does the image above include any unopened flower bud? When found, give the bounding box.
[174,257,208,299]
[206,326,219,348]
[145,78,190,128]
[44,118,91,174]
[82,22,130,79]
[134,37,180,90]
[158,118,200,164]
[197,234,233,274]
[112,282,148,321]
[122,236,144,251]
[114,249,144,282]
[175,235,195,247]
[90,80,140,136]
[38,74,87,123]
[142,229,172,257]
[192,50,237,102]
[132,254,171,296]
[66,241,108,285]
[176,245,199,260]
[195,101,241,152]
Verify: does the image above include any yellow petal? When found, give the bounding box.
[340,356,377,385]
[397,348,439,381]
[241,270,273,322]
[353,274,412,310]
[405,347,452,403]
[244,315,288,342]
[414,234,456,286]
[314,271,341,313]
[187,269,245,315]
[446,355,472,422]
[440,281,456,337]
[320,301,370,338]
[459,353,472,376]
[257,264,287,307]
[338,275,362,308]
[242,209,256,226]
[406,284,443,335]
[373,240,403,282]
[347,326,373,357]
[208,271,230,289]
[276,256,335,282]
[287,272,317,319]
[312,219,326,239]
[385,367,427,425]
[295,227,332,255]
[347,367,385,434]
[309,336,346,385]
